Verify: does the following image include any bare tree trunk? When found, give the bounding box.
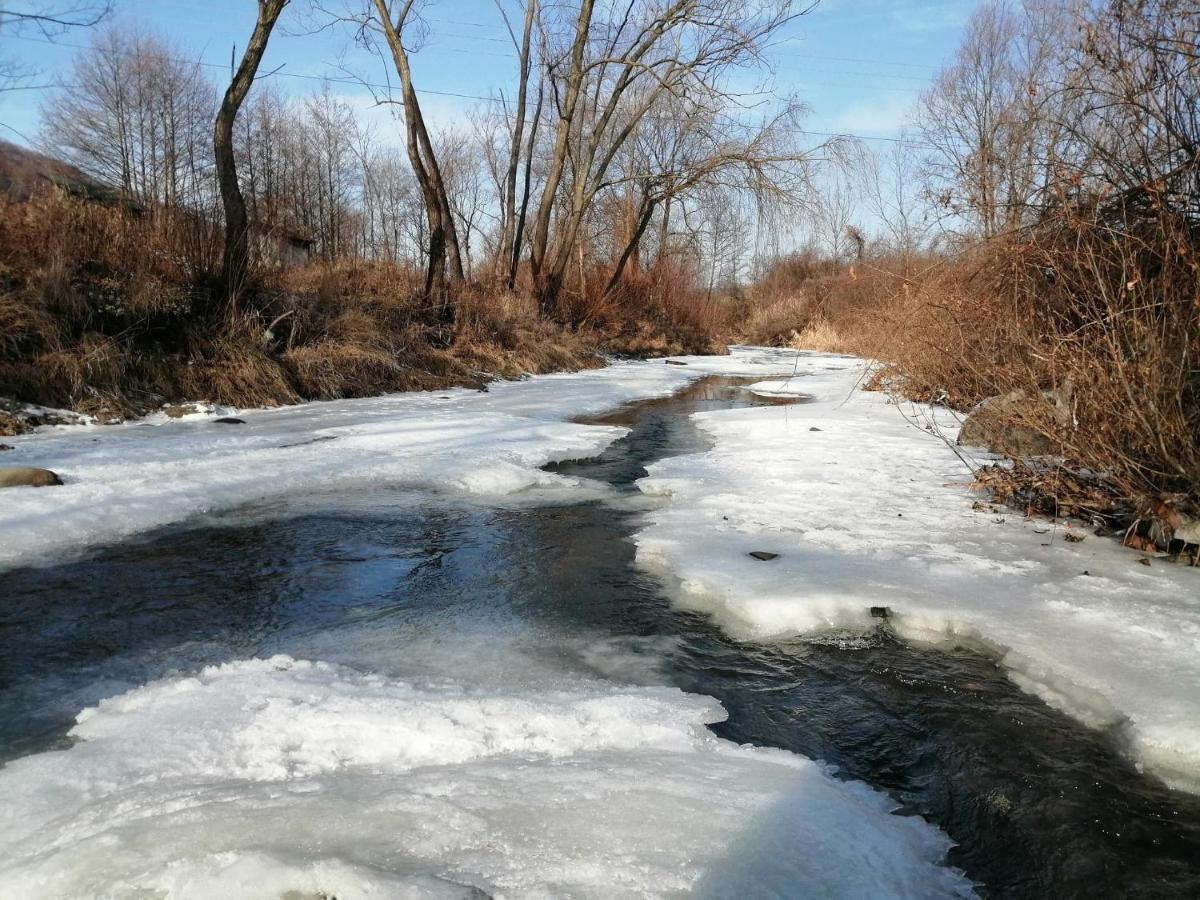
[509,78,543,290]
[604,194,656,296]
[656,195,672,264]
[529,0,595,314]
[496,0,536,284]
[214,0,289,308]
[373,0,464,305]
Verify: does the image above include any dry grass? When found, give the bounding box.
[0,190,731,425]
[750,211,1200,511]
[787,319,850,353]
[571,259,730,357]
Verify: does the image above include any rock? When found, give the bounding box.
[664,359,688,366]
[957,385,1072,459]
[869,606,890,619]
[748,550,778,561]
[0,443,12,452]
[1174,516,1200,546]
[163,403,201,419]
[0,466,62,488]
[809,426,822,432]
[213,417,245,425]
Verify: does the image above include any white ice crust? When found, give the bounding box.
[635,353,1200,794]
[0,655,973,899]
[0,348,977,898]
[0,352,791,570]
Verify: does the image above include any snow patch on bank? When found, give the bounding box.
[0,655,974,899]
[635,353,1200,794]
[0,350,800,571]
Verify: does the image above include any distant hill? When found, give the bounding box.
[0,139,122,204]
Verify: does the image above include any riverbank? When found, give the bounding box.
[2,349,1198,796]
[633,358,1200,795]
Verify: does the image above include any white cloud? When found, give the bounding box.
[824,91,918,136]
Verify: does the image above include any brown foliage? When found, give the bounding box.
[750,207,1200,506]
[0,193,626,417]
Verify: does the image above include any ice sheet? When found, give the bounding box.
[635,353,1200,793]
[0,656,973,899]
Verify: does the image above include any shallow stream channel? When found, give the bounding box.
[3,376,1199,898]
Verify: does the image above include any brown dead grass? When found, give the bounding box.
[0,190,729,424]
[751,212,1200,509]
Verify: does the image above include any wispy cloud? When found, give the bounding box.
[825,91,919,136]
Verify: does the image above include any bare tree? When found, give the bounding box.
[856,135,931,266]
[493,0,537,287]
[526,0,802,313]
[917,0,1074,238]
[41,27,216,209]
[345,0,464,308]
[0,1,112,92]
[599,92,811,296]
[439,131,490,280]
[215,0,290,306]
[808,173,858,262]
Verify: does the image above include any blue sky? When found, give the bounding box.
[1,0,975,150]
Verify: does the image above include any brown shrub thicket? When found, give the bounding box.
[0,190,728,419]
[741,207,1200,506]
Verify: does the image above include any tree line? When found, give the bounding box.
[29,0,812,316]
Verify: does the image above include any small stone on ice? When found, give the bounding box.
[749,551,778,561]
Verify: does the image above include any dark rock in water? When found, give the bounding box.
[749,550,779,561]
[0,466,62,488]
[0,443,12,451]
[213,417,246,425]
[665,359,688,366]
[809,426,822,431]
[870,606,890,619]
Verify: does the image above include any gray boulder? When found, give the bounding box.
[1174,516,1200,547]
[0,466,62,488]
[958,383,1072,459]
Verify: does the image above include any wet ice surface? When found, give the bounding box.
[0,372,973,898]
[637,360,1200,795]
[1,361,1199,897]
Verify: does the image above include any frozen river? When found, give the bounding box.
[1,352,1198,897]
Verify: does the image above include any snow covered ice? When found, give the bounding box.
[635,354,1200,794]
[0,655,974,898]
[3,346,1198,896]
[0,348,979,898]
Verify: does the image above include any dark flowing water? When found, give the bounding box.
[2,376,1198,898]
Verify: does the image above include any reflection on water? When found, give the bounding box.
[1,376,1198,898]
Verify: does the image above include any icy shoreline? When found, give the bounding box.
[0,350,799,571]
[0,349,985,896]
[633,356,1200,794]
